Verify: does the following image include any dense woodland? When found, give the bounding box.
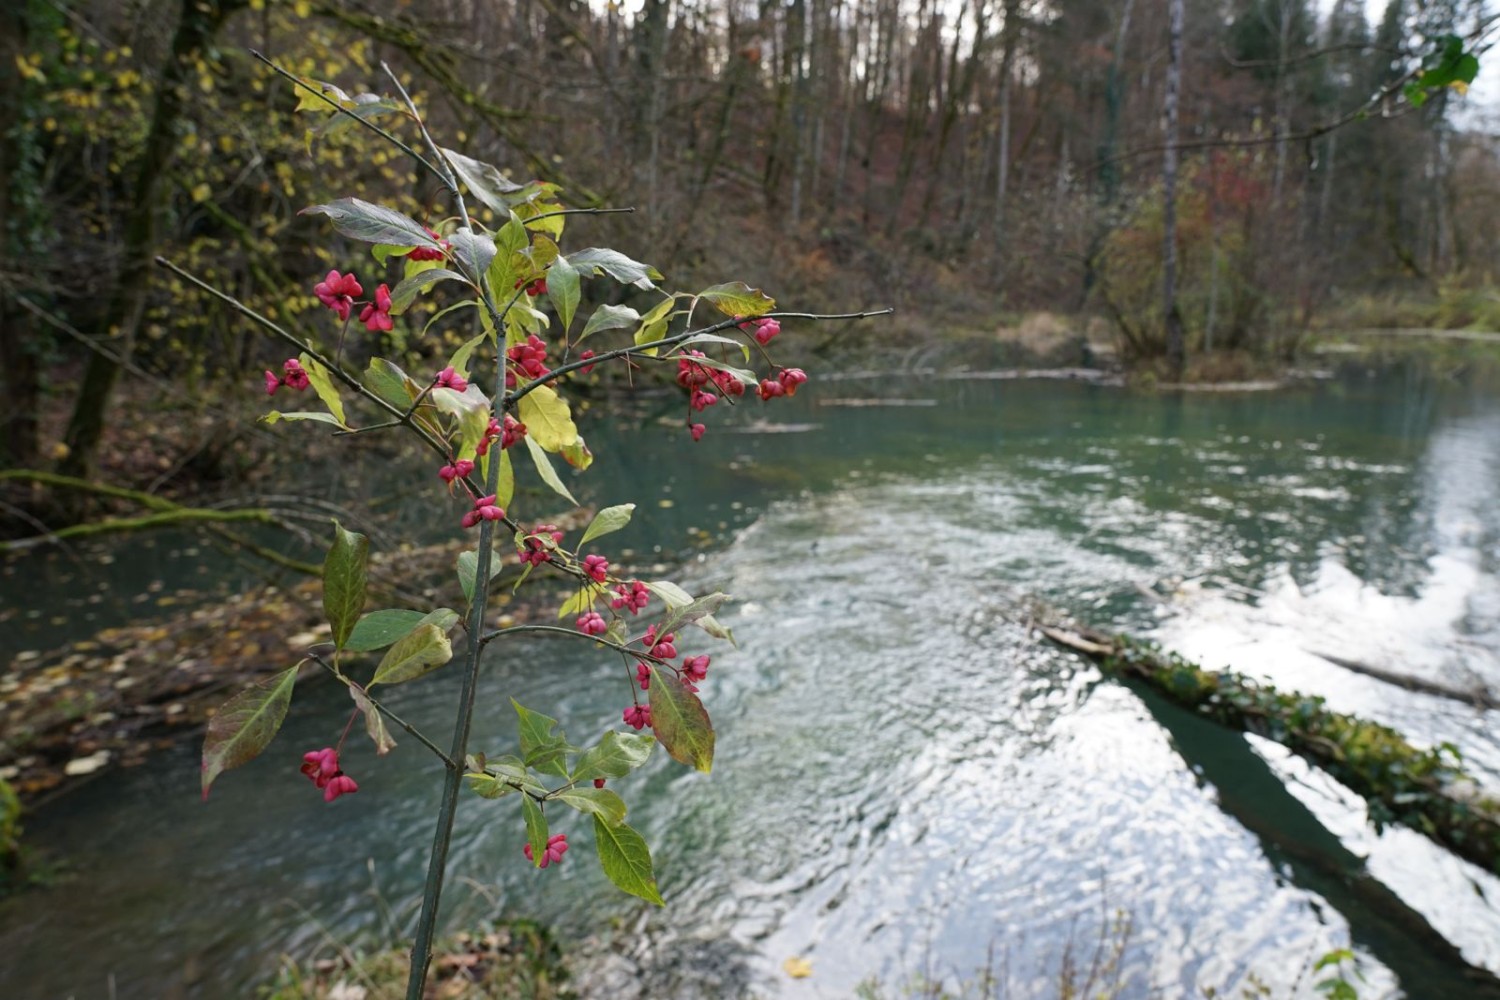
[1,0,1497,484]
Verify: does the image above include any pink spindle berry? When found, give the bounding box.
[778,367,808,397]
[649,631,677,660]
[682,654,710,684]
[264,370,282,396]
[314,270,362,321]
[462,494,505,529]
[578,349,597,375]
[520,523,564,566]
[577,611,608,636]
[713,369,745,397]
[301,747,357,802]
[623,704,652,730]
[282,358,311,390]
[636,661,652,690]
[690,390,717,413]
[506,335,550,388]
[610,580,650,615]
[408,226,451,262]
[434,366,467,392]
[676,351,712,390]
[593,778,606,789]
[582,554,609,583]
[438,459,475,484]
[360,283,393,333]
[690,423,707,442]
[523,833,569,868]
[501,414,527,450]
[753,317,781,345]
[323,773,359,802]
[757,378,785,401]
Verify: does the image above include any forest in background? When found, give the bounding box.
[1,0,1498,487]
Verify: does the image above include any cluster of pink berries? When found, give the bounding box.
[437,458,474,486]
[520,523,565,567]
[611,580,650,614]
[506,335,551,389]
[313,270,392,332]
[461,493,505,529]
[301,747,358,802]
[523,832,569,867]
[265,358,311,396]
[408,226,451,262]
[758,367,807,401]
[434,366,468,393]
[740,316,780,346]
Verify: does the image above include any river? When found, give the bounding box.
[3,367,1499,998]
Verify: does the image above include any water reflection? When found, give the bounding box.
[3,368,1500,998]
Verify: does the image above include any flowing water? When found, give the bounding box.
[4,368,1500,998]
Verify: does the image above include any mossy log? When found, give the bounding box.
[1040,623,1500,877]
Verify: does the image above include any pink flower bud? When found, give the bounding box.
[690,423,707,442]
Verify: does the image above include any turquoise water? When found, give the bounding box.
[3,368,1500,998]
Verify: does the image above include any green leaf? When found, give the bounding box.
[524,435,579,505]
[448,330,491,379]
[449,228,497,281]
[440,147,523,216]
[389,268,465,315]
[578,303,640,345]
[556,584,600,620]
[431,384,491,460]
[301,198,443,249]
[495,446,515,509]
[421,299,480,341]
[364,357,418,410]
[567,247,662,290]
[557,787,627,826]
[458,548,503,603]
[649,667,715,773]
[549,255,580,335]
[261,411,345,427]
[697,281,775,318]
[632,296,677,357]
[579,503,636,547]
[678,332,752,361]
[698,614,737,647]
[522,795,549,868]
[369,623,453,686]
[201,664,299,799]
[513,699,571,779]
[657,592,731,639]
[572,730,656,782]
[349,683,396,755]
[516,384,579,451]
[314,97,407,140]
[346,607,459,653]
[299,353,347,428]
[468,754,547,799]
[560,436,594,471]
[645,580,693,609]
[593,816,664,905]
[372,243,413,265]
[323,520,369,650]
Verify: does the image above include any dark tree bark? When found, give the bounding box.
[1162,0,1186,380]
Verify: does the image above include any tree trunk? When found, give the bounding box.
[1162,0,1185,379]
[59,0,243,481]
[0,1,40,469]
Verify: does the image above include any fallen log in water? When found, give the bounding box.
[1306,649,1500,711]
[1038,623,1500,877]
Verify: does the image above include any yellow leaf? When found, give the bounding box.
[783,957,813,979]
[190,182,212,203]
[295,0,312,16]
[1449,80,1470,95]
[516,384,578,451]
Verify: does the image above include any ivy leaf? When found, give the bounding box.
[346,608,458,653]
[389,268,465,315]
[593,816,664,905]
[557,787,627,826]
[516,384,579,451]
[201,664,299,799]
[649,667,715,773]
[578,304,640,345]
[579,504,636,547]
[524,435,579,505]
[522,795,549,868]
[370,623,453,686]
[299,353,347,427]
[572,730,655,782]
[567,247,662,290]
[349,683,396,755]
[323,520,369,650]
[440,147,523,216]
[301,198,442,249]
[697,281,775,318]
[548,255,580,335]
